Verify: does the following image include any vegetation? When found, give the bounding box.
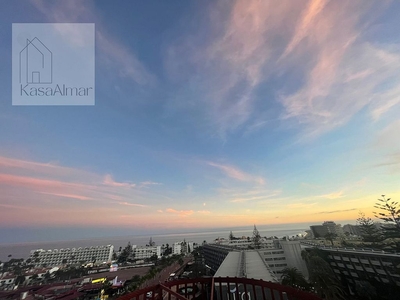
[280,267,309,290]
[325,195,400,299]
[374,195,400,239]
[117,242,135,264]
[357,212,383,243]
[252,225,261,249]
[301,248,346,300]
[324,232,337,246]
[125,253,185,293]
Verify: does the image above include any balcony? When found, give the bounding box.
[116,277,322,300]
[365,268,374,273]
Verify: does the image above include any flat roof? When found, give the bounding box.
[214,251,277,282]
[214,252,241,278]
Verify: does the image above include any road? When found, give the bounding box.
[140,256,192,288]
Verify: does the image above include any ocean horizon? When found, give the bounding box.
[0,223,318,261]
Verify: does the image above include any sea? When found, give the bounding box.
[0,224,310,261]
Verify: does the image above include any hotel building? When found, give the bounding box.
[203,239,308,280]
[29,245,114,267]
[318,247,400,287]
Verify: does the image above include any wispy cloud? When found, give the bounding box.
[207,161,265,184]
[115,201,148,208]
[165,208,194,217]
[139,181,162,188]
[197,210,211,214]
[29,0,154,85]
[165,0,302,137]
[318,191,345,200]
[39,192,92,201]
[318,208,357,214]
[370,120,400,172]
[279,1,399,137]
[0,156,161,226]
[103,174,136,188]
[230,191,281,203]
[286,202,318,209]
[166,0,399,139]
[280,0,329,59]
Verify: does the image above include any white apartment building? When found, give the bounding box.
[29,245,114,267]
[216,237,277,249]
[204,239,308,279]
[173,242,182,255]
[134,245,161,259]
[172,241,195,255]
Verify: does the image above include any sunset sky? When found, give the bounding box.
[1,0,400,243]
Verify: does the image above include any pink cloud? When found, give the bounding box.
[115,201,148,208]
[281,0,328,58]
[165,208,194,217]
[39,192,92,201]
[0,156,161,227]
[0,173,87,190]
[103,174,136,188]
[207,161,265,184]
[279,1,399,137]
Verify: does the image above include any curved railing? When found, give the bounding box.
[117,277,321,300]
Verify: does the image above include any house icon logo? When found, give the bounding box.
[19,37,52,84]
[13,23,95,105]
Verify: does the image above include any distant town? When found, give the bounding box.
[2,203,400,300]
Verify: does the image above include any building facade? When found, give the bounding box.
[29,245,114,267]
[172,241,195,255]
[133,245,161,259]
[343,224,362,236]
[203,239,308,279]
[312,247,400,289]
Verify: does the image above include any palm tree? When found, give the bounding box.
[281,267,308,289]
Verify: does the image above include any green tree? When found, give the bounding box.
[229,231,234,241]
[118,242,133,264]
[302,248,346,300]
[281,267,308,290]
[252,225,261,249]
[148,237,155,246]
[374,195,400,239]
[357,212,383,242]
[149,254,158,265]
[324,232,337,246]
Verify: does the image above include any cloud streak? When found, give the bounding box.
[29,0,154,85]
[207,161,265,184]
[317,208,357,214]
[0,156,160,226]
[165,208,194,217]
[166,0,399,139]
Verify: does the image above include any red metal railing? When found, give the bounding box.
[117,277,321,300]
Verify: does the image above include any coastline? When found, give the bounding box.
[0,225,308,261]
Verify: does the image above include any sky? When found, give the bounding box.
[1,0,400,243]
